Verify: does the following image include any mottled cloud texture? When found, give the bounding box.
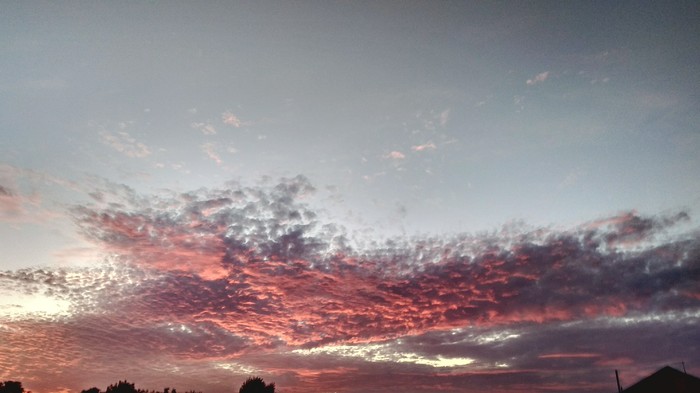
[1,177,699,393]
[100,131,151,158]
[526,71,550,86]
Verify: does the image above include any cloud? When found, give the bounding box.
[558,168,586,189]
[538,353,600,359]
[384,151,406,160]
[413,109,450,133]
[0,184,23,218]
[2,177,699,393]
[0,165,81,225]
[0,184,52,224]
[66,179,700,343]
[222,111,252,128]
[584,210,690,247]
[514,95,525,111]
[526,71,550,86]
[438,109,450,127]
[201,142,223,165]
[222,111,241,127]
[191,122,217,135]
[411,142,436,152]
[293,342,474,368]
[99,129,151,158]
[0,184,14,196]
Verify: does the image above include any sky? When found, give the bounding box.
[1,1,699,393]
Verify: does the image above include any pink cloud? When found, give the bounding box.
[222,111,252,128]
[191,122,217,135]
[66,178,698,348]
[0,184,23,218]
[526,71,550,86]
[99,130,151,158]
[2,177,699,393]
[538,353,600,359]
[0,183,60,224]
[411,142,436,152]
[222,111,241,127]
[384,151,405,160]
[201,143,223,165]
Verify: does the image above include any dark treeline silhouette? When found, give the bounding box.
[80,380,202,393]
[0,381,25,393]
[1,376,274,393]
[0,377,275,393]
[238,377,274,393]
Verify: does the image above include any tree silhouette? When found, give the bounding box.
[79,381,201,393]
[238,377,274,393]
[105,381,139,393]
[2,378,203,393]
[0,381,24,393]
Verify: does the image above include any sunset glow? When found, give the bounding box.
[1,2,699,393]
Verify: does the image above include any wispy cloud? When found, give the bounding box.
[222,111,252,128]
[558,168,586,189]
[413,109,450,133]
[538,353,600,359]
[200,142,223,165]
[411,142,436,152]
[438,109,450,127]
[526,71,550,86]
[514,95,525,112]
[191,122,217,135]
[99,127,151,158]
[222,111,241,127]
[0,166,67,224]
[384,151,406,160]
[0,183,24,219]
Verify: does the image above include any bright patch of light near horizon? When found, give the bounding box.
[166,323,194,334]
[213,361,259,374]
[0,292,71,318]
[560,309,700,328]
[473,331,521,344]
[450,328,521,345]
[293,343,475,368]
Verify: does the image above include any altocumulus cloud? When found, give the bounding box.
[1,176,699,393]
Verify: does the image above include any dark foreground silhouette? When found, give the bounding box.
[4,368,700,393]
[79,380,202,393]
[0,377,275,393]
[0,381,24,393]
[620,366,700,393]
[238,377,275,393]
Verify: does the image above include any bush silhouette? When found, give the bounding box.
[0,381,24,393]
[238,377,274,393]
[105,381,139,393]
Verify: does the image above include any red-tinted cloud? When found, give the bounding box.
[1,177,699,393]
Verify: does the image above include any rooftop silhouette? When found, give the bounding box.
[621,366,700,393]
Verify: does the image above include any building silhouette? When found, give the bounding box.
[619,366,700,393]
